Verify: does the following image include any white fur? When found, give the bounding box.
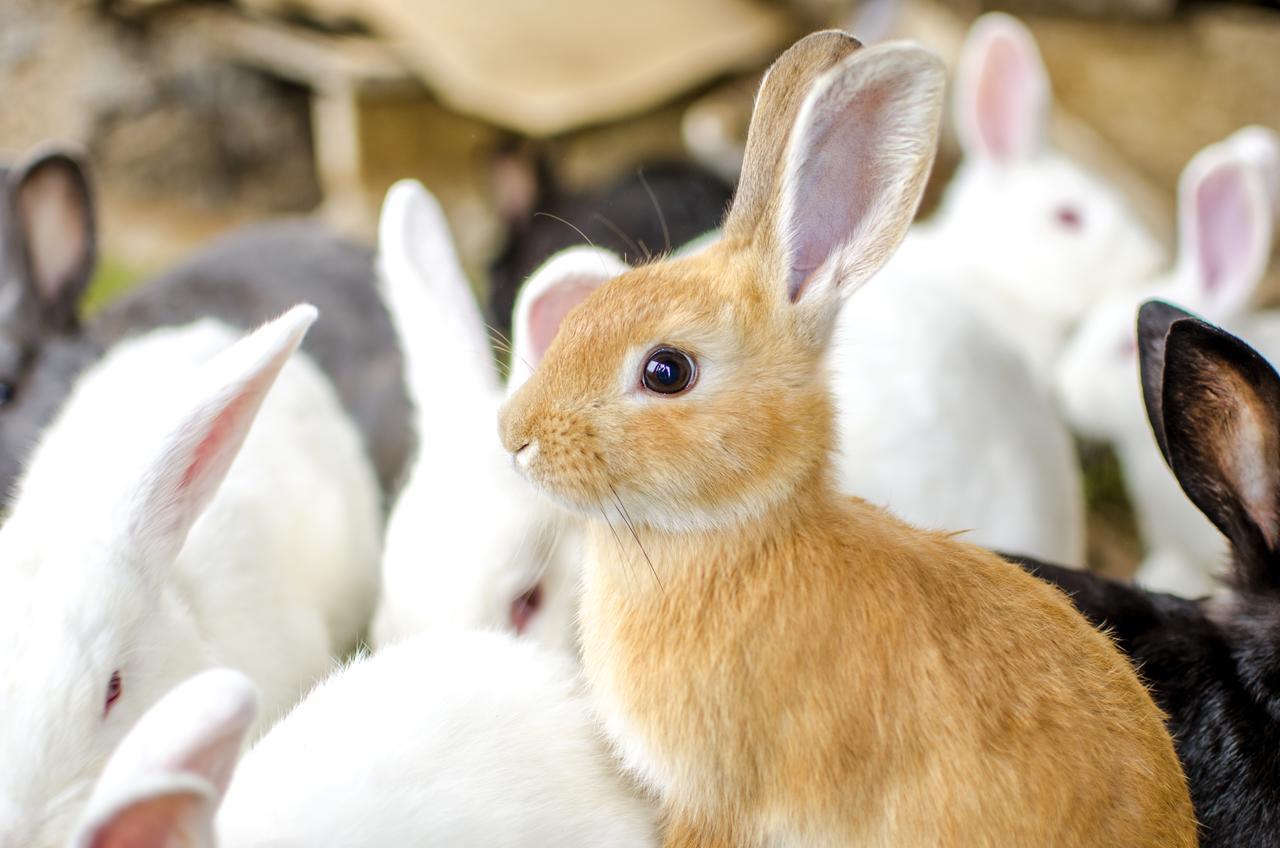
[72,634,658,848]
[913,13,1166,380]
[0,308,381,847]
[1057,136,1277,596]
[371,181,583,655]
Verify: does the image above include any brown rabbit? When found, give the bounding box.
[499,32,1197,848]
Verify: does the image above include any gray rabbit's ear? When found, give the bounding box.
[7,147,96,331]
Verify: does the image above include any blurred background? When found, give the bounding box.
[3,0,1277,574]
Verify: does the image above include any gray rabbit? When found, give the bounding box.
[0,145,410,503]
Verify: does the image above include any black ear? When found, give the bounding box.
[1137,299,1196,464]
[1161,317,1280,592]
[6,147,96,331]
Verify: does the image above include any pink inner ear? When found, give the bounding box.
[89,792,205,848]
[1195,164,1256,295]
[975,34,1039,164]
[17,164,89,304]
[528,278,600,362]
[181,393,249,491]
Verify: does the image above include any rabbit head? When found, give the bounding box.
[499,35,946,531]
[0,307,314,848]
[0,145,99,499]
[1057,136,1274,443]
[68,669,258,848]
[372,182,590,653]
[935,13,1164,324]
[1139,302,1280,690]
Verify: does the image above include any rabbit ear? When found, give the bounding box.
[73,669,258,848]
[1224,125,1280,223]
[1136,299,1197,463]
[731,38,944,340]
[72,782,217,848]
[1161,317,1280,592]
[377,180,498,423]
[507,246,630,393]
[126,305,316,567]
[6,146,96,331]
[953,13,1049,165]
[1174,148,1272,320]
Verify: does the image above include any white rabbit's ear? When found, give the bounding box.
[1174,148,1273,320]
[73,669,258,848]
[954,13,1049,165]
[72,781,217,848]
[1224,125,1280,225]
[507,246,630,393]
[768,40,945,338]
[378,180,498,418]
[126,305,316,566]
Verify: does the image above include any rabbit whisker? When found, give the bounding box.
[637,169,671,255]
[597,503,638,589]
[608,482,662,593]
[592,213,648,264]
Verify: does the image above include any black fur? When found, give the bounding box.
[487,159,731,337]
[1007,303,1280,847]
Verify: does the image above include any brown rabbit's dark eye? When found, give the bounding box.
[103,671,122,717]
[642,348,696,395]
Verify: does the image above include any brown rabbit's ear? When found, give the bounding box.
[728,38,945,342]
[6,146,96,331]
[1136,299,1197,463]
[508,246,630,392]
[1161,317,1280,592]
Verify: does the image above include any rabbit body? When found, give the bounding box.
[216,632,656,847]
[499,33,1194,846]
[0,312,380,848]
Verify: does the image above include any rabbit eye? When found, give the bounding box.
[0,380,15,407]
[103,671,122,717]
[510,584,543,636]
[1055,205,1084,231]
[642,348,696,395]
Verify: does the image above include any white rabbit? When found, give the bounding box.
[1057,134,1278,597]
[371,180,588,654]
[71,633,659,848]
[0,306,381,848]
[894,12,1167,379]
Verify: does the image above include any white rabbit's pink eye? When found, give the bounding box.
[103,671,122,717]
[642,348,697,395]
[1054,205,1084,231]
[510,584,542,635]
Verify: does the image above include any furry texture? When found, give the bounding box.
[0,310,381,848]
[371,181,582,653]
[1057,131,1279,597]
[0,145,410,501]
[500,33,1194,846]
[1021,306,1280,847]
[903,13,1166,380]
[72,634,658,848]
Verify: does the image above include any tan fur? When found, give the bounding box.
[500,32,1197,848]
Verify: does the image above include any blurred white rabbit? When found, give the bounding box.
[887,12,1168,379]
[0,307,381,848]
[72,634,658,848]
[371,181,590,653]
[1057,129,1280,597]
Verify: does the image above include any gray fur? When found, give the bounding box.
[0,147,410,505]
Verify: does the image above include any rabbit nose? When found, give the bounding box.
[513,440,539,470]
